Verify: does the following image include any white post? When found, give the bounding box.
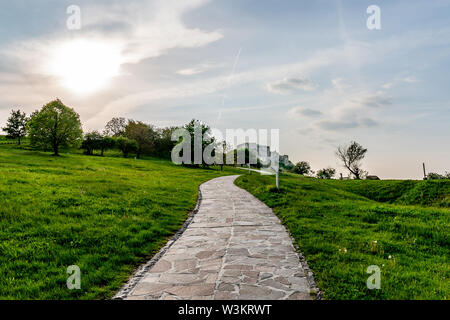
[248,163,251,173]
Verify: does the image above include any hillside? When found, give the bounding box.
[235,174,450,300]
[0,144,236,299]
[336,179,450,207]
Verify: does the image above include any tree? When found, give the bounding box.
[3,109,27,144]
[183,119,216,167]
[125,120,157,159]
[336,141,367,179]
[81,132,116,156]
[27,99,83,156]
[427,172,450,180]
[317,167,336,179]
[104,117,127,137]
[292,161,313,175]
[99,136,115,156]
[154,126,179,159]
[81,131,102,155]
[115,136,138,158]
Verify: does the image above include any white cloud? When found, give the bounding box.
[0,0,223,93]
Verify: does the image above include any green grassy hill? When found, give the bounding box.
[0,144,236,299]
[337,179,450,207]
[235,174,450,300]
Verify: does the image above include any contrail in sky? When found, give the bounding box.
[217,47,242,121]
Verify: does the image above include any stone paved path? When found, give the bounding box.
[121,175,313,300]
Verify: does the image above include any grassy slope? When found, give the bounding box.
[235,174,450,300]
[0,144,236,299]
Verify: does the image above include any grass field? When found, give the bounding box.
[0,143,237,299]
[235,174,450,300]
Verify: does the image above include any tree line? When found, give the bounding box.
[1,99,220,165]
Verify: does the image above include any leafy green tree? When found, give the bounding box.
[3,109,27,144]
[336,141,367,179]
[154,126,179,159]
[99,136,115,156]
[317,167,336,179]
[81,131,102,155]
[27,99,83,156]
[115,136,138,158]
[183,119,216,167]
[292,161,313,175]
[427,172,450,180]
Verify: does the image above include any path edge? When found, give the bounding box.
[233,177,323,300]
[112,180,206,300]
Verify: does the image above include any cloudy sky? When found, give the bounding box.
[1,0,449,179]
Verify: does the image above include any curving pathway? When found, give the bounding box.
[118,175,314,300]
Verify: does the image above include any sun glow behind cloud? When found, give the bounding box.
[47,39,124,95]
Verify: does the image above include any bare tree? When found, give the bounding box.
[336,141,367,179]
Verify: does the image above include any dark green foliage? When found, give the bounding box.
[82,132,115,156]
[81,131,103,155]
[317,167,336,179]
[182,119,216,167]
[236,174,450,299]
[427,172,450,180]
[2,109,27,145]
[114,136,138,158]
[124,120,157,159]
[292,161,313,175]
[27,99,83,156]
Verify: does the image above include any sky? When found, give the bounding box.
[0,0,449,179]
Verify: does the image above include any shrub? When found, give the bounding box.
[114,136,138,158]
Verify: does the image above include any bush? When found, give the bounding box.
[292,161,313,175]
[114,137,138,158]
[317,167,336,179]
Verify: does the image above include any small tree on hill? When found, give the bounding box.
[3,109,27,144]
[81,131,102,155]
[27,99,83,156]
[183,119,216,167]
[115,136,138,158]
[99,136,115,156]
[292,161,313,175]
[336,141,367,179]
[317,167,336,179]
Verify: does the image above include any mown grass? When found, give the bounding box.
[235,174,450,300]
[0,144,237,299]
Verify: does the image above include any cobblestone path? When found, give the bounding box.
[119,175,313,300]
